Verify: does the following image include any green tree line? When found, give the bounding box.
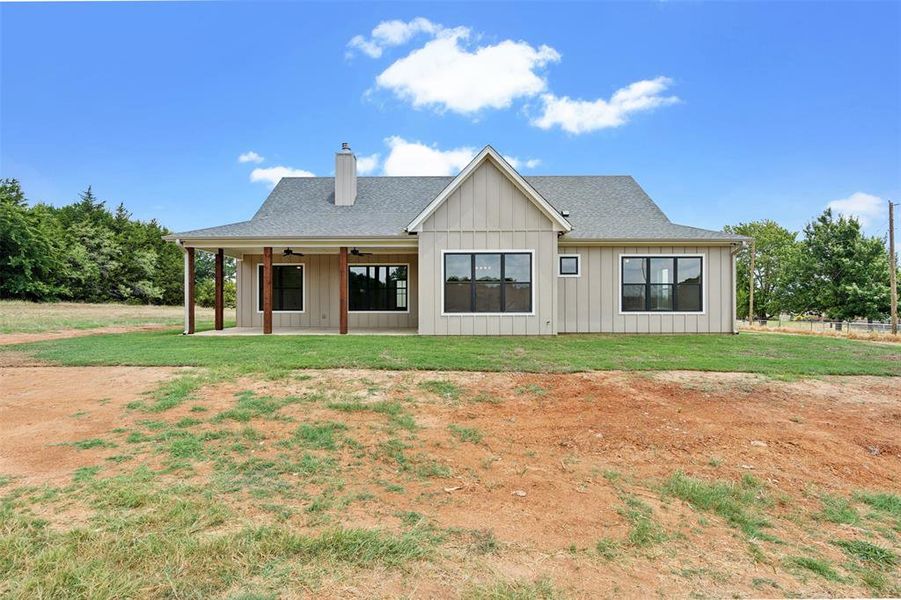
[0,178,235,307]
[1,178,893,320]
[727,210,894,322]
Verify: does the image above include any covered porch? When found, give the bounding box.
[180,241,418,336]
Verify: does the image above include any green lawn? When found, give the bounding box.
[8,327,899,377]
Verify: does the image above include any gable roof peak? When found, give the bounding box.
[405,145,573,233]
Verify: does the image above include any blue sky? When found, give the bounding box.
[1,1,899,238]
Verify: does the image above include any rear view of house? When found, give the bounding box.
[167,144,746,336]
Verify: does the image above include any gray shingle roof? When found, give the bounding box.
[172,175,744,242]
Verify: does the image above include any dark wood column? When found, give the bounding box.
[339,246,348,334]
[186,247,195,335]
[262,247,273,334]
[214,248,224,331]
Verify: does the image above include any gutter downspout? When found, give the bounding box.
[175,239,190,335]
[730,241,747,334]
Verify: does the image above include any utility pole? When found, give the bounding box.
[890,201,897,336]
[748,239,756,324]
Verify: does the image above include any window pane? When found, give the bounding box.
[622,284,646,311]
[649,258,674,284]
[623,258,646,284]
[504,253,531,283]
[560,256,578,275]
[649,284,673,311]
[349,265,407,311]
[677,258,702,285]
[677,284,702,311]
[444,282,471,313]
[475,254,501,282]
[259,265,303,312]
[445,254,471,282]
[389,265,407,282]
[505,283,531,312]
[475,283,501,312]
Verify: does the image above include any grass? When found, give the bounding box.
[140,373,209,412]
[661,472,773,540]
[0,494,432,599]
[595,538,620,560]
[619,494,666,548]
[69,438,117,450]
[7,329,900,376]
[465,578,560,600]
[855,491,901,519]
[786,556,844,582]
[819,494,860,525]
[833,539,898,568]
[448,423,483,444]
[419,379,462,400]
[0,300,217,333]
[214,391,301,422]
[294,422,348,451]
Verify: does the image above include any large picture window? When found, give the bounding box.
[444,252,532,314]
[349,265,408,312]
[257,264,304,312]
[621,256,702,313]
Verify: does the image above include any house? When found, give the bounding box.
[166,144,747,336]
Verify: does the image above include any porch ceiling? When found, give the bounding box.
[192,245,418,259]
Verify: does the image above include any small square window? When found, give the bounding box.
[559,255,580,277]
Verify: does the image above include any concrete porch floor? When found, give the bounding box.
[194,327,418,336]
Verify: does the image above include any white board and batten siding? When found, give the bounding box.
[236,253,418,330]
[556,245,736,334]
[417,160,561,335]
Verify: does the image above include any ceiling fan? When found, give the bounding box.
[282,248,304,257]
[350,247,373,257]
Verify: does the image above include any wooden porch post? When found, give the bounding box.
[214,248,224,331]
[263,247,273,334]
[186,247,195,335]
[339,246,348,334]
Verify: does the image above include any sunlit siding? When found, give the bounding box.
[418,160,559,335]
[556,245,736,333]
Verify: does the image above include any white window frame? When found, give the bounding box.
[558,254,581,278]
[347,262,411,314]
[618,253,706,315]
[256,262,306,314]
[440,249,536,317]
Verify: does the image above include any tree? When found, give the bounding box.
[787,209,891,321]
[0,179,27,207]
[0,182,69,300]
[725,220,799,320]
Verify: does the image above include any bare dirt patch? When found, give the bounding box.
[2,366,899,597]
[0,366,182,485]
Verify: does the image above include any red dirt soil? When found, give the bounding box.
[1,366,899,597]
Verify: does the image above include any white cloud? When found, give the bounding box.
[375,27,560,114]
[531,76,680,134]
[250,166,315,187]
[347,17,441,58]
[503,156,541,170]
[356,153,381,175]
[382,137,477,176]
[238,151,264,164]
[827,192,885,228]
[379,137,540,176]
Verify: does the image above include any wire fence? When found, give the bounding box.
[738,318,898,338]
